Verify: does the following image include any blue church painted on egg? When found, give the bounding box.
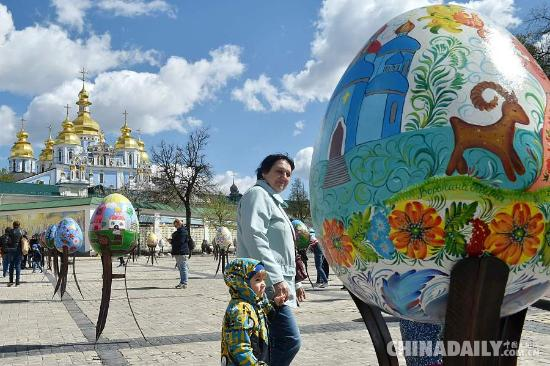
[323,21,420,188]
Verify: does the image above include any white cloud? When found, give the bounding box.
[213,171,256,195]
[52,0,175,31]
[0,105,17,146]
[52,0,92,32]
[0,5,160,96]
[97,0,175,18]
[233,0,522,112]
[293,147,313,181]
[293,120,305,136]
[231,74,307,112]
[452,0,521,29]
[22,45,244,144]
[0,4,14,43]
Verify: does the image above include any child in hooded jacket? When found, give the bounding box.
[221,258,280,366]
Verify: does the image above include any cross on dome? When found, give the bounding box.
[79,67,88,88]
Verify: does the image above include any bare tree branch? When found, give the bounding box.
[151,127,214,233]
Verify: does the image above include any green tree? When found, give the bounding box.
[0,168,15,182]
[203,193,237,229]
[287,177,310,222]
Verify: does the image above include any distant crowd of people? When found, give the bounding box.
[0,220,44,287]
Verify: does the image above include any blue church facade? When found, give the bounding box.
[328,22,420,156]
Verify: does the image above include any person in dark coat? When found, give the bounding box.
[171,219,190,289]
[5,221,25,286]
[1,227,11,277]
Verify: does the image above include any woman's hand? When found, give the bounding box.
[273,281,289,302]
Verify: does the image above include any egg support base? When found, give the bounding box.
[350,256,528,365]
[146,247,158,266]
[51,248,60,277]
[96,242,145,342]
[215,249,230,277]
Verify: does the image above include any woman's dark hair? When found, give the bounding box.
[256,154,295,179]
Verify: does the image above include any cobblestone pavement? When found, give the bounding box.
[0,255,549,365]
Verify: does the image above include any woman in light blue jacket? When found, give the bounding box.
[237,154,303,366]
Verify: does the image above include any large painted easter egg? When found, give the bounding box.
[54,218,83,254]
[147,232,158,248]
[89,193,139,255]
[292,219,311,249]
[45,224,57,250]
[310,5,550,323]
[39,230,47,248]
[215,227,233,250]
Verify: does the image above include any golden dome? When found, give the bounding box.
[115,113,139,150]
[39,125,55,161]
[73,86,100,137]
[55,116,81,146]
[138,138,150,163]
[10,125,35,159]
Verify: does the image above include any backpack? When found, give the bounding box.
[188,236,196,252]
[21,236,30,255]
[295,253,308,282]
[0,233,11,252]
[7,229,22,252]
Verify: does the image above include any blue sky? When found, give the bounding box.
[0,0,546,196]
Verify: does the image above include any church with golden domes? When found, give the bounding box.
[8,73,151,191]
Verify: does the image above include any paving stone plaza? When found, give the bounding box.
[0,254,549,365]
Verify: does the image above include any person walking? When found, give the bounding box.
[1,227,11,277]
[236,153,303,366]
[171,219,190,289]
[309,229,329,288]
[5,221,25,286]
[31,239,43,273]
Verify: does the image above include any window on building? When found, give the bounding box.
[129,154,133,166]
[58,150,62,163]
[69,150,73,160]
[100,173,104,184]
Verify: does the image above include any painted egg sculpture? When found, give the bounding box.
[54,218,83,254]
[88,193,139,255]
[292,219,311,250]
[309,5,550,323]
[39,230,47,248]
[215,227,233,250]
[45,224,57,250]
[147,232,158,248]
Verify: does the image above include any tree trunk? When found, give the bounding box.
[185,201,192,234]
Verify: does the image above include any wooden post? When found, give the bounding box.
[348,290,399,366]
[443,256,520,366]
[347,256,528,365]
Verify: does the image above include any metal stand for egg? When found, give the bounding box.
[350,256,526,366]
[45,248,52,271]
[146,246,158,266]
[214,248,229,277]
[52,249,60,277]
[51,247,84,300]
[53,247,69,298]
[96,238,145,342]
